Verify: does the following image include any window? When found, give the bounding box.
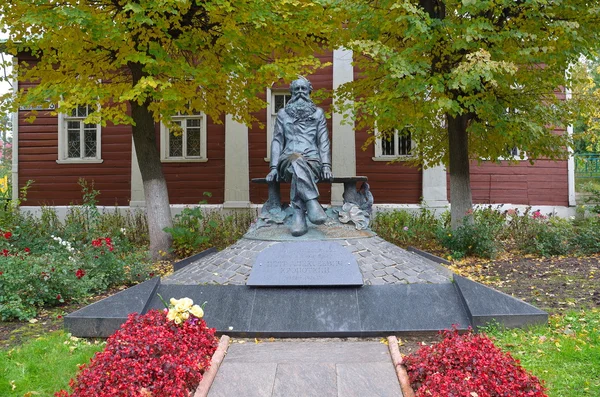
[57,105,102,163]
[265,89,292,161]
[160,112,207,162]
[373,128,413,160]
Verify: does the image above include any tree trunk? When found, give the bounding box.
[130,100,174,260]
[447,113,473,230]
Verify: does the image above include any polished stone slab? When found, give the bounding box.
[208,362,278,397]
[246,241,363,287]
[173,247,217,272]
[248,288,361,336]
[223,341,393,363]
[358,284,471,333]
[207,341,402,397]
[454,275,548,328]
[64,277,160,337]
[337,362,402,397]
[145,285,256,333]
[272,363,337,397]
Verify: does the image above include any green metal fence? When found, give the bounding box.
[575,153,600,179]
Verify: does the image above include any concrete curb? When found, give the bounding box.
[194,335,231,397]
[387,336,415,397]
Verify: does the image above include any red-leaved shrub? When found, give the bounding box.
[403,327,547,397]
[56,310,218,397]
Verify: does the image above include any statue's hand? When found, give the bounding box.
[266,168,279,182]
[321,166,333,181]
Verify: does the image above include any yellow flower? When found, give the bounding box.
[190,305,204,318]
[180,297,194,310]
[170,298,178,306]
[181,311,190,320]
[167,310,177,321]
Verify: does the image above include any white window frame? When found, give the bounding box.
[57,105,103,164]
[160,112,207,162]
[265,88,292,162]
[372,128,413,161]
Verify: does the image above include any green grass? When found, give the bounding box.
[0,330,104,396]
[575,177,600,193]
[486,309,600,396]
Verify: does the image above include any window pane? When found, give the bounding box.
[84,128,97,157]
[186,128,201,157]
[186,118,202,128]
[169,131,183,157]
[274,94,285,113]
[381,133,396,156]
[77,105,89,118]
[68,130,81,158]
[399,132,411,156]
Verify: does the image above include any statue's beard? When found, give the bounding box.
[286,93,316,120]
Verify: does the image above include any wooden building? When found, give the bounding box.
[10,50,576,215]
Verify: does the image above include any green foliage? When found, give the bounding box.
[571,216,600,255]
[334,1,599,167]
[371,208,439,249]
[0,331,105,396]
[437,207,505,259]
[580,181,600,214]
[0,0,341,131]
[165,206,255,258]
[164,206,211,258]
[528,217,575,258]
[486,309,600,397]
[375,205,600,258]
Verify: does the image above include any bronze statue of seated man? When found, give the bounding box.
[265,77,333,236]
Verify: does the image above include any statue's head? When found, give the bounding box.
[290,77,313,98]
[286,76,316,119]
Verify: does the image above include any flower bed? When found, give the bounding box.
[0,230,151,320]
[403,328,548,397]
[55,298,218,397]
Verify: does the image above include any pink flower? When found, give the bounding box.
[403,226,409,231]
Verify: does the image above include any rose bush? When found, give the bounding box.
[0,232,151,320]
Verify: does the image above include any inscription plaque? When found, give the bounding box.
[246,241,363,286]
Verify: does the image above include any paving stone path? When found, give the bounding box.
[207,340,403,397]
[163,236,451,286]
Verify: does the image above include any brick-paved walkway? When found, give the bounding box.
[163,236,451,285]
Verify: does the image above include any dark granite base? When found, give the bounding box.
[65,277,548,338]
[173,247,217,272]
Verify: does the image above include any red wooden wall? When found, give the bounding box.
[448,158,568,206]
[158,117,225,205]
[18,106,132,207]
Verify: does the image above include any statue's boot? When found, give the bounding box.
[306,199,327,225]
[291,209,308,237]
